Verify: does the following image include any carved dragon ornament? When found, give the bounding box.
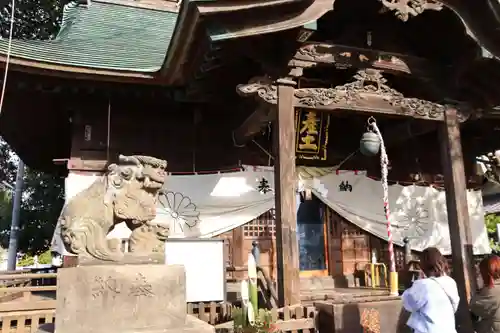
[379,0,443,21]
[59,155,169,261]
[236,76,277,104]
[237,69,471,122]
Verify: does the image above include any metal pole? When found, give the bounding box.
[7,159,24,271]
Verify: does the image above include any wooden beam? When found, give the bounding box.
[274,78,300,307]
[232,227,245,280]
[233,103,274,145]
[0,56,160,84]
[439,107,475,333]
[97,0,178,12]
[237,69,472,122]
[232,106,438,151]
[291,43,435,76]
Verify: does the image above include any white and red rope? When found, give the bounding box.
[370,119,396,273]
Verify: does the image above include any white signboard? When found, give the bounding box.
[164,239,226,302]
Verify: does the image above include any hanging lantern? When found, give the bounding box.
[360,131,381,156]
[360,119,381,156]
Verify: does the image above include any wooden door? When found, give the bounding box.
[341,221,371,276]
[297,197,328,277]
[327,209,343,277]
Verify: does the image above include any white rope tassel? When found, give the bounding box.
[0,0,15,117]
[371,120,396,273]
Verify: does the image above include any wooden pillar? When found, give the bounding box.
[439,107,475,333]
[232,227,245,280]
[273,78,300,306]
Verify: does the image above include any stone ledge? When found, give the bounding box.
[38,316,215,333]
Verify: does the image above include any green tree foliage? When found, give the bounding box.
[17,250,52,267]
[485,213,500,253]
[0,141,16,185]
[0,0,67,40]
[17,253,34,267]
[0,141,15,252]
[0,140,64,255]
[19,169,64,254]
[0,0,66,256]
[38,249,52,264]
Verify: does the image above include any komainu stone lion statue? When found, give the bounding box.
[59,155,168,261]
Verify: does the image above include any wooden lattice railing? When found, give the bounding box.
[1,303,317,333]
[0,271,317,333]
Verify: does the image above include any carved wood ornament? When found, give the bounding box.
[292,43,433,76]
[379,0,443,21]
[236,69,470,122]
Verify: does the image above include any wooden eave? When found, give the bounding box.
[197,0,303,14]
[161,0,323,84]
[161,0,202,84]
[163,0,500,85]
[436,0,500,60]
[2,0,499,86]
[0,55,168,85]
[206,0,330,42]
[97,0,180,12]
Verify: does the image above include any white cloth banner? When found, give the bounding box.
[305,171,490,255]
[155,167,275,238]
[54,167,275,248]
[53,167,491,255]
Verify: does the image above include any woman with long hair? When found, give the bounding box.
[402,247,460,333]
[470,255,500,333]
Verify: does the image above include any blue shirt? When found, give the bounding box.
[402,275,460,333]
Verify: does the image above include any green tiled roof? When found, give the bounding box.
[0,1,178,72]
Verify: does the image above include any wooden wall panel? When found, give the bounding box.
[68,98,272,173]
[340,221,371,276]
[212,210,278,281]
[220,205,402,284]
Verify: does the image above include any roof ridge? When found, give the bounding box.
[93,0,180,12]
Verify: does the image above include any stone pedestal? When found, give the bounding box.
[47,264,214,333]
[314,298,411,333]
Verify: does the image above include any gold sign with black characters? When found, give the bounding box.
[295,109,330,161]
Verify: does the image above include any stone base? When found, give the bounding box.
[56,264,187,333]
[78,252,165,266]
[38,316,215,333]
[314,298,411,333]
[181,315,216,333]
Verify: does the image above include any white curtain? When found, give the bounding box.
[302,170,490,255]
[53,167,491,256]
[53,167,275,254]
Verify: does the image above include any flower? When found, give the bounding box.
[158,191,200,231]
[394,187,431,239]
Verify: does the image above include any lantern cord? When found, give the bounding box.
[370,120,396,276]
[252,139,274,161]
[0,0,15,118]
[334,149,358,170]
[231,131,246,148]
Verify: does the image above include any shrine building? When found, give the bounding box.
[0,0,499,322]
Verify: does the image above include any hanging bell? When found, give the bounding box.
[360,130,381,156]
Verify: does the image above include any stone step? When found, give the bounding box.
[300,276,337,291]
